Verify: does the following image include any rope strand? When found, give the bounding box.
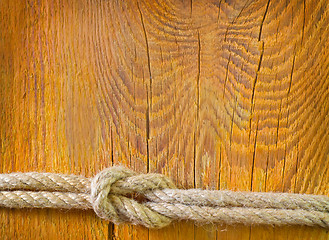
[0,166,328,229]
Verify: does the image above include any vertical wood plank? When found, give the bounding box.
[1,0,329,239]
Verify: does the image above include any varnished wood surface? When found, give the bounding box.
[1,0,329,239]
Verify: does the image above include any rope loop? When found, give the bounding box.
[1,166,328,229]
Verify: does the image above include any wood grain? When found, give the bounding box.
[1,0,329,239]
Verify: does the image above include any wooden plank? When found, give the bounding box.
[1,0,329,239]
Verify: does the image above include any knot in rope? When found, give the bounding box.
[90,166,176,228]
[90,166,135,223]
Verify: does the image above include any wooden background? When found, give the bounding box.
[1,0,329,239]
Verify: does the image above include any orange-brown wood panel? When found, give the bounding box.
[0,0,328,239]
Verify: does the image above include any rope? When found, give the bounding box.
[0,166,328,229]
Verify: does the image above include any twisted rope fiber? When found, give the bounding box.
[0,167,328,228]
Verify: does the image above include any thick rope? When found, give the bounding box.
[0,166,328,229]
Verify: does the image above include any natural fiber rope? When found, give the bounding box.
[0,166,328,229]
